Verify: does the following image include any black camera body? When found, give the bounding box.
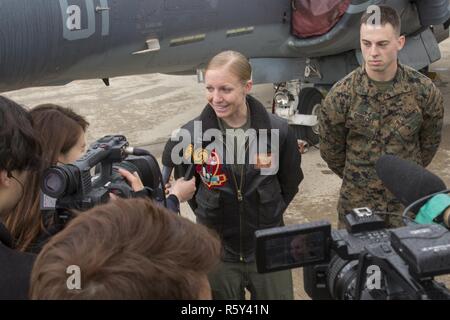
[41,135,162,215]
[255,208,450,300]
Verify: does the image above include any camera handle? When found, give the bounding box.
[125,147,167,208]
[99,160,113,185]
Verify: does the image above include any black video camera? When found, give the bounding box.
[255,207,450,300]
[41,135,163,217]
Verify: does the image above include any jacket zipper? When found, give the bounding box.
[220,131,250,262]
[229,143,249,262]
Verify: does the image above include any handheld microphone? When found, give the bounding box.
[162,138,177,185]
[161,166,173,186]
[162,138,196,183]
[184,163,195,181]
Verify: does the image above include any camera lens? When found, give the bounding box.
[42,167,69,198]
[327,254,359,300]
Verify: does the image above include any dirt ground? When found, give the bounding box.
[4,39,450,300]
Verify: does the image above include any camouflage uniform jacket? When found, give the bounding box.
[319,63,444,227]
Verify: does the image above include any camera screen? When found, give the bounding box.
[255,221,331,273]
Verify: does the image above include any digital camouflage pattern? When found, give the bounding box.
[319,63,444,228]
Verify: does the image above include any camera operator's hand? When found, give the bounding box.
[117,168,144,192]
[165,178,173,195]
[168,177,196,203]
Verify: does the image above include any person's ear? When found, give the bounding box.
[397,35,406,51]
[57,153,66,165]
[244,80,253,94]
[0,170,12,187]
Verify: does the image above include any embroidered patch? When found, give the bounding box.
[193,148,209,164]
[184,144,194,160]
[195,149,227,189]
[254,153,273,169]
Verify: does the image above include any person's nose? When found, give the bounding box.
[369,44,380,57]
[212,90,223,104]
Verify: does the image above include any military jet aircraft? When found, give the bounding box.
[0,0,449,144]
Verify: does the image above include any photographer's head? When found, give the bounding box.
[30,104,89,165]
[0,96,41,216]
[30,198,221,299]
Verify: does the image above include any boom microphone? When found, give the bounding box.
[375,155,447,214]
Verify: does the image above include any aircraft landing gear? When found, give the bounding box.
[295,87,323,146]
[272,82,325,148]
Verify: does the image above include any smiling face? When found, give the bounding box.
[360,22,405,81]
[205,66,252,126]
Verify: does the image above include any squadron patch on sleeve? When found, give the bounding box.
[184,144,194,160]
[193,147,209,164]
[254,153,273,169]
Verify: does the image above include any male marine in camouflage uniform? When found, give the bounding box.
[319,6,444,228]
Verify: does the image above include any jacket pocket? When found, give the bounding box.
[257,178,286,228]
[394,112,422,143]
[345,113,378,165]
[194,186,222,231]
[345,111,376,141]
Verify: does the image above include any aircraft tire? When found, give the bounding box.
[295,87,323,146]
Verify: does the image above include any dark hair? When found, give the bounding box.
[30,104,89,166]
[360,5,401,35]
[0,96,41,173]
[5,104,89,252]
[30,198,221,300]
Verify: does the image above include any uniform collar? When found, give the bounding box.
[355,62,412,98]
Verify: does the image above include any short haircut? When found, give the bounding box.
[30,198,221,300]
[360,5,401,35]
[0,96,41,173]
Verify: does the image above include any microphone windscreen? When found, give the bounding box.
[376,155,447,213]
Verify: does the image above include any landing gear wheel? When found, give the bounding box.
[294,87,323,146]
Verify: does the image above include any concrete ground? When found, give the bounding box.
[4,39,450,300]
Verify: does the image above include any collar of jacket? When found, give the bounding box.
[198,95,272,133]
[0,222,13,248]
[355,62,412,98]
